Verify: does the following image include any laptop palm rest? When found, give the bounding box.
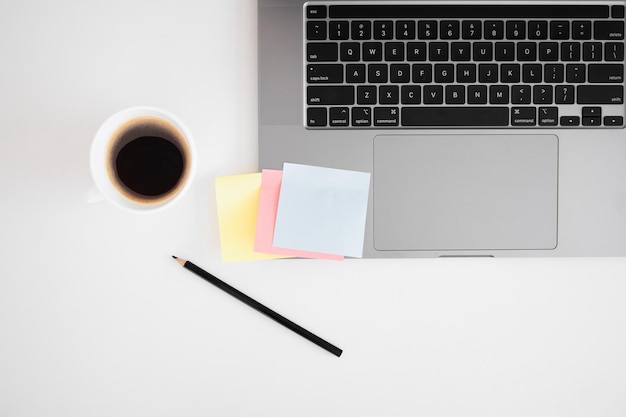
[373,134,558,251]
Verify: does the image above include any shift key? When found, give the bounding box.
[577,85,623,104]
[307,86,354,105]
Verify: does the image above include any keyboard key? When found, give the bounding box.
[418,21,437,39]
[533,85,553,104]
[307,108,327,127]
[468,85,488,104]
[340,43,360,61]
[473,42,493,61]
[501,64,520,83]
[396,21,416,39]
[518,43,537,61]
[374,21,394,39]
[374,107,400,126]
[390,64,411,83]
[357,86,376,104]
[539,107,559,126]
[495,42,515,61]
[490,85,509,104]
[307,64,343,83]
[605,43,625,61]
[329,107,349,127]
[423,85,444,104]
[462,21,482,39]
[506,21,526,39]
[407,42,427,61]
[550,21,569,39]
[385,42,405,61]
[479,64,498,83]
[401,85,421,104]
[583,116,601,126]
[545,64,565,83]
[555,85,575,104]
[512,85,532,104]
[429,42,449,61]
[566,64,586,83]
[307,5,326,19]
[441,20,460,39]
[379,85,399,104]
[511,107,536,126]
[434,64,454,83]
[363,42,383,61]
[352,107,371,126]
[582,107,601,117]
[458,64,477,82]
[346,64,366,83]
[368,64,388,83]
[522,64,542,83]
[451,42,471,61]
[307,21,327,40]
[594,21,624,40]
[329,21,350,40]
[577,85,623,104]
[572,21,592,39]
[539,42,559,61]
[612,5,625,19]
[604,115,624,126]
[528,21,549,39]
[412,64,432,83]
[583,42,602,61]
[561,42,581,61]
[307,86,354,105]
[588,64,624,83]
[402,107,509,126]
[446,85,465,104]
[352,21,372,40]
[485,21,505,39]
[560,116,580,126]
[307,43,338,62]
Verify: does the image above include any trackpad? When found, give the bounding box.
[373,135,558,251]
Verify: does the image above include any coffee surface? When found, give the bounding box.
[115,136,184,197]
[105,115,191,204]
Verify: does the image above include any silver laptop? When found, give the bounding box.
[258,0,626,257]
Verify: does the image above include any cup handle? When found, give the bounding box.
[85,186,104,204]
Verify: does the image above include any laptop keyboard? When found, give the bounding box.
[304,2,625,128]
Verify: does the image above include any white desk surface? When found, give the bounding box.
[1,1,626,416]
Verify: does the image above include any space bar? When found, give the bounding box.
[401,107,510,126]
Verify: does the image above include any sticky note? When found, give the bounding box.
[273,163,371,258]
[254,169,343,260]
[215,173,289,262]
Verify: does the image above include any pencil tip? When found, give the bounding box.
[172,255,177,259]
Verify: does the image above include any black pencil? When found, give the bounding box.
[172,256,343,357]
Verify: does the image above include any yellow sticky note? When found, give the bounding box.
[215,173,289,262]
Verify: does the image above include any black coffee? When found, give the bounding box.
[105,115,191,204]
[115,136,184,197]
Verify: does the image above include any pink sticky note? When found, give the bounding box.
[254,169,343,260]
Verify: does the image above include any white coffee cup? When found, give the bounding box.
[89,106,196,213]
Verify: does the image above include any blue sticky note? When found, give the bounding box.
[272,163,371,258]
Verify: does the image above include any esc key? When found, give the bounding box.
[307,5,327,18]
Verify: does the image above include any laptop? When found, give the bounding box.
[258,0,626,258]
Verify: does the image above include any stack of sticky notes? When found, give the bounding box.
[215,163,371,262]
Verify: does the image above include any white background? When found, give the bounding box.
[1,1,626,416]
